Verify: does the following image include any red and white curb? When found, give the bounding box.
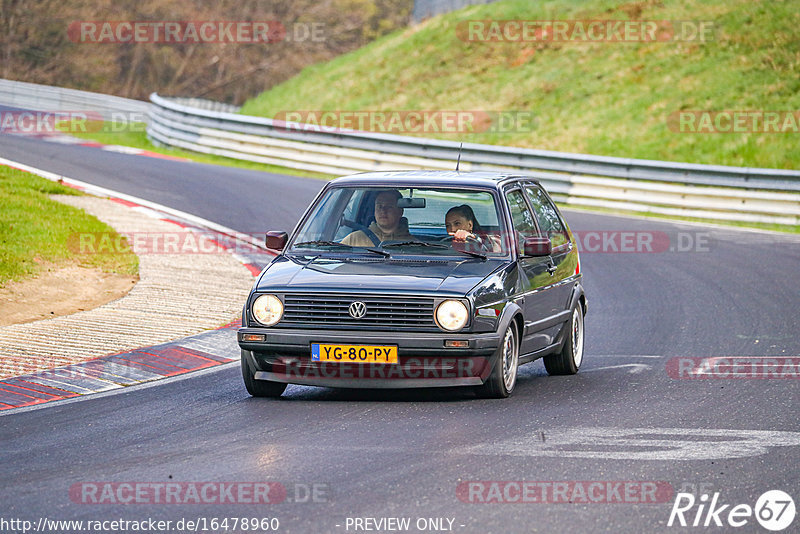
[0,157,277,412]
[30,132,191,162]
[0,320,243,411]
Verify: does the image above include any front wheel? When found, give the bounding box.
[544,302,584,375]
[476,323,519,398]
[241,350,287,397]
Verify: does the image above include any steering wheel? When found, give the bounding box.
[341,218,381,246]
[439,233,489,252]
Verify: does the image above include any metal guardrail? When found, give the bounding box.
[0,78,148,122]
[1,79,795,225]
[164,97,241,114]
[412,0,498,23]
[148,93,800,225]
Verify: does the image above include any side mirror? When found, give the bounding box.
[523,236,552,257]
[265,231,288,251]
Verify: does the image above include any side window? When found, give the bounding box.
[524,185,569,248]
[505,189,538,255]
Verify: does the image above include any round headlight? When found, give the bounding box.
[252,294,283,326]
[435,300,468,332]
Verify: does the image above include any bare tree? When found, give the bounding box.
[1,0,411,103]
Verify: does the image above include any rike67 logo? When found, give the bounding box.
[668,490,795,531]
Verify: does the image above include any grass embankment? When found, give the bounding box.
[241,0,800,170]
[0,166,138,287]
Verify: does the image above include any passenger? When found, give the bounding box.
[445,204,501,252]
[341,190,414,246]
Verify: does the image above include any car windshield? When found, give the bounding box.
[289,186,510,257]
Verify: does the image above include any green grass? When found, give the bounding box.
[0,166,139,287]
[65,122,333,181]
[240,0,800,170]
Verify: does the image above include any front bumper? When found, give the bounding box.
[238,327,502,388]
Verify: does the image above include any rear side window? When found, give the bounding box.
[525,185,569,248]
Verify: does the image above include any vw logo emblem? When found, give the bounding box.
[348,301,367,319]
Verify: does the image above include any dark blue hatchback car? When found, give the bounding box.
[238,170,586,398]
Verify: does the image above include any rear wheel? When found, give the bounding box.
[241,350,287,397]
[476,322,519,398]
[544,302,584,375]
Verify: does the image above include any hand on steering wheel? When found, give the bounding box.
[440,231,488,252]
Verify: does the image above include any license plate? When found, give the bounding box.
[311,343,398,364]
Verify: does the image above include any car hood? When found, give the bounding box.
[256,255,506,296]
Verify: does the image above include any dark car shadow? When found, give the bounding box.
[278,384,477,402]
[245,360,555,403]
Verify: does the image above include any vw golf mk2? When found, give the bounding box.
[238,170,586,398]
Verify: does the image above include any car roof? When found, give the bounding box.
[329,170,537,189]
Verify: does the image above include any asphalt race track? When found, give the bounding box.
[1,131,799,533]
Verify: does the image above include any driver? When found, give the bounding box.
[445,204,501,252]
[341,190,414,246]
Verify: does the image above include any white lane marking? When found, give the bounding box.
[588,355,663,359]
[0,156,270,252]
[38,134,84,145]
[582,363,652,374]
[465,428,800,461]
[130,205,170,219]
[100,144,145,155]
[736,334,793,340]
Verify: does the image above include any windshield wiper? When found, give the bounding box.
[453,248,487,260]
[293,240,351,249]
[382,240,485,259]
[381,241,449,249]
[294,240,390,258]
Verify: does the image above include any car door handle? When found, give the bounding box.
[546,263,557,274]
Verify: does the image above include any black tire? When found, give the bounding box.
[476,322,519,399]
[241,350,287,398]
[544,301,585,375]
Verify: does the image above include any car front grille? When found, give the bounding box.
[279,293,436,330]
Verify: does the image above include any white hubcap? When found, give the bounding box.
[502,328,518,391]
[572,307,584,368]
